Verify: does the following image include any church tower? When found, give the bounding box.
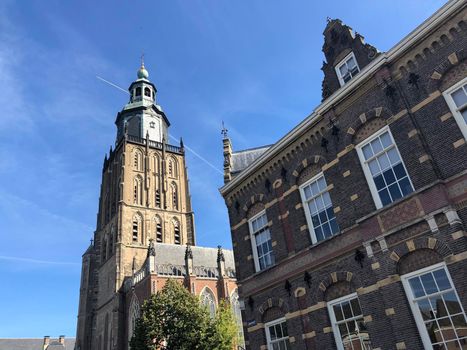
[76,62,196,350]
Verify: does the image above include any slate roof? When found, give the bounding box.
[0,338,75,350]
[231,145,271,176]
[154,244,235,270]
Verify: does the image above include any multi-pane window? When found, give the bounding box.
[402,264,467,349]
[299,173,339,243]
[249,211,275,272]
[200,288,216,319]
[443,77,467,140]
[265,318,290,350]
[336,52,360,86]
[328,294,371,350]
[356,127,414,208]
[230,290,245,348]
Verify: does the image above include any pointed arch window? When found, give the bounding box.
[128,296,140,342]
[132,214,143,243]
[200,287,216,318]
[231,290,245,347]
[167,158,177,178]
[173,219,181,245]
[154,155,160,174]
[109,226,115,255]
[168,160,174,177]
[134,150,143,171]
[101,236,107,262]
[133,176,143,205]
[155,216,163,243]
[171,182,178,210]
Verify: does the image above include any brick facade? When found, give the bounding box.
[220,2,467,349]
[75,67,240,350]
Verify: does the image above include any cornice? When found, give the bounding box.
[219,0,464,197]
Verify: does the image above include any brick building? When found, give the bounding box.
[220,1,467,349]
[75,63,242,350]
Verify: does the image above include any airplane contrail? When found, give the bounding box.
[96,75,223,175]
[0,255,80,266]
[168,134,223,175]
[96,75,130,94]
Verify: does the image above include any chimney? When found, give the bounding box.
[59,335,65,345]
[43,336,50,350]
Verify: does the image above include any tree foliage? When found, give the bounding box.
[130,279,238,350]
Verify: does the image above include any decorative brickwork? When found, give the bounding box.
[220,5,467,350]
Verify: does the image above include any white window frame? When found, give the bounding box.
[248,210,274,272]
[335,52,360,87]
[401,262,467,349]
[327,293,371,350]
[356,126,414,209]
[443,77,467,140]
[265,317,290,350]
[299,172,339,244]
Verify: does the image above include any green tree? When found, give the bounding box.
[130,278,237,350]
[204,300,239,349]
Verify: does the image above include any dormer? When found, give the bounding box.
[321,19,379,101]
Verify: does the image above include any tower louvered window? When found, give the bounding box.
[174,220,181,245]
[155,189,161,208]
[171,183,178,210]
[133,177,143,205]
[155,217,163,243]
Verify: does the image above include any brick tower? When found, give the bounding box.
[75,62,197,350]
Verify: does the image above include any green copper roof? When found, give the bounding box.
[137,65,149,79]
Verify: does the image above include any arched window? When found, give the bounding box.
[128,296,140,342]
[167,158,177,178]
[200,287,216,318]
[144,87,151,97]
[133,176,143,205]
[134,150,143,171]
[109,226,115,255]
[231,290,245,347]
[132,214,143,243]
[154,155,160,174]
[173,218,181,245]
[135,87,141,97]
[171,182,178,210]
[101,236,107,262]
[155,216,163,243]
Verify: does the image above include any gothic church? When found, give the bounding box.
[75,63,241,350]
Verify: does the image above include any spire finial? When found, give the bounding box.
[221,121,228,139]
[137,53,149,80]
[217,245,225,263]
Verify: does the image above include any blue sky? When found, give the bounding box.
[0,0,446,338]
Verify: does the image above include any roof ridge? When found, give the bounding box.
[232,144,272,154]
